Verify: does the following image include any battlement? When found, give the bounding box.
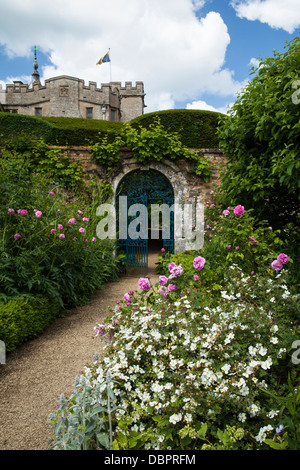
[2,76,145,122]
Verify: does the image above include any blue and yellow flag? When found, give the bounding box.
[96,51,110,65]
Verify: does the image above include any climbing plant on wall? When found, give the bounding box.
[91,118,212,181]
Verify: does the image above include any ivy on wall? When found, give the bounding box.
[91,118,213,181]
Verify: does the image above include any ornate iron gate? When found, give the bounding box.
[116,169,174,272]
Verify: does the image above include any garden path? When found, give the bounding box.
[0,248,160,450]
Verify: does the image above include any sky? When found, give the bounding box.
[0,0,299,115]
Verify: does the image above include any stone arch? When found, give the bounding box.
[109,158,204,261]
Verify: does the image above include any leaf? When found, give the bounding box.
[197,423,208,440]
[264,439,285,450]
[97,432,110,449]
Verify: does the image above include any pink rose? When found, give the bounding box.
[50,229,56,235]
[68,218,76,225]
[92,237,96,242]
[124,293,131,304]
[168,262,177,273]
[35,211,42,218]
[58,224,63,230]
[82,217,89,223]
[277,253,289,265]
[271,259,283,271]
[79,227,85,233]
[8,208,14,214]
[14,233,21,240]
[158,286,169,297]
[233,205,245,217]
[159,275,168,286]
[169,265,183,278]
[138,278,150,291]
[59,233,65,240]
[161,248,165,252]
[193,256,206,270]
[168,284,177,291]
[223,209,230,216]
[20,209,27,215]
[194,275,199,281]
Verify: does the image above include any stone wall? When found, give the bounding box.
[61,145,226,252]
[63,145,226,201]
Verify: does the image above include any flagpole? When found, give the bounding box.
[109,48,112,82]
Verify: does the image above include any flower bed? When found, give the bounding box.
[49,205,300,450]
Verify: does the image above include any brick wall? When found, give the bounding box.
[61,145,226,205]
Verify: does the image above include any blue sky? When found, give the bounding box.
[0,0,299,114]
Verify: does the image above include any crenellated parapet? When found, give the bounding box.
[2,76,146,122]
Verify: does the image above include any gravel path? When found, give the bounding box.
[0,251,160,451]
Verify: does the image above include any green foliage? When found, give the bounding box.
[0,296,61,352]
[264,371,300,450]
[217,34,300,232]
[0,113,122,146]
[41,116,122,146]
[49,370,122,450]
[130,109,222,148]
[0,152,120,349]
[0,112,53,143]
[49,246,299,450]
[1,138,101,193]
[91,118,213,180]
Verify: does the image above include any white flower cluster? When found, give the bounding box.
[76,270,293,450]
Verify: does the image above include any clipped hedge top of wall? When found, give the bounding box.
[0,109,225,148]
[130,109,225,149]
[0,113,123,146]
[0,112,53,141]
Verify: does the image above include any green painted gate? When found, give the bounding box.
[116,169,174,272]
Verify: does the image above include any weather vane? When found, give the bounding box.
[31,45,41,84]
[32,45,40,59]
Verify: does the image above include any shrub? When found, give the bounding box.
[49,259,299,450]
[130,109,222,148]
[0,113,123,147]
[0,296,61,352]
[91,118,212,180]
[0,113,53,144]
[0,153,119,309]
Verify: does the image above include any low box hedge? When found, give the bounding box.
[0,296,61,353]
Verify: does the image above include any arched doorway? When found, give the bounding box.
[116,169,174,273]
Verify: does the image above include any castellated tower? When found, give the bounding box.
[1,51,146,121]
[2,77,146,122]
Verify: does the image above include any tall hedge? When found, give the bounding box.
[0,113,123,146]
[130,109,223,148]
[0,109,222,148]
[0,112,53,143]
[41,116,123,145]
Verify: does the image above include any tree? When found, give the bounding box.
[217,34,300,231]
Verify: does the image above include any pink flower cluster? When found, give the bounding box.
[271,253,289,271]
[193,256,206,270]
[168,262,183,278]
[234,205,245,217]
[138,278,151,291]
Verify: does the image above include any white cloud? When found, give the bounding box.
[249,57,261,69]
[231,0,300,33]
[186,99,233,114]
[0,0,244,112]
